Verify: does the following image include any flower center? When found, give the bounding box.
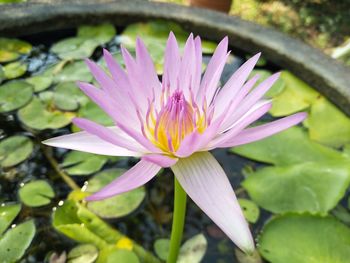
[145,90,208,154]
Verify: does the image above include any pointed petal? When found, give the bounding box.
[73,118,147,153]
[42,131,142,157]
[197,37,228,104]
[193,36,202,95]
[221,112,307,147]
[179,34,196,98]
[172,152,254,253]
[214,53,261,117]
[86,160,161,201]
[103,48,130,88]
[163,32,181,94]
[142,154,178,167]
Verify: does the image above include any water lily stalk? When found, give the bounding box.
[167,177,187,263]
[43,32,307,256]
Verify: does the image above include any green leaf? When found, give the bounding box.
[332,205,350,226]
[250,69,285,98]
[51,37,99,60]
[243,162,350,215]
[177,234,207,263]
[0,80,33,113]
[0,65,5,83]
[0,204,21,235]
[0,38,32,63]
[0,135,33,168]
[18,96,75,130]
[54,60,93,83]
[67,244,99,263]
[231,126,346,165]
[25,75,53,92]
[0,220,36,262]
[238,198,260,223]
[77,24,116,45]
[3,61,27,79]
[19,180,55,207]
[120,21,216,74]
[307,96,350,147]
[54,82,89,111]
[104,249,140,263]
[86,169,146,218]
[154,239,170,261]
[61,151,108,176]
[269,71,319,117]
[258,215,350,263]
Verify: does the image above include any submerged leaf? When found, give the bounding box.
[19,180,55,207]
[86,169,146,218]
[0,80,33,113]
[243,162,350,215]
[258,215,350,263]
[0,220,36,262]
[0,135,33,168]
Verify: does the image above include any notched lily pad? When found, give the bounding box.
[243,161,350,215]
[77,23,116,45]
[25,75,53,92]
[0,80,33,113]
[0,38,32,63]
[238,198,260,223]
[18,96,75,130]
[86,169,146,218]
[105,249,140,263]
[0,220,36,262]
[0,203,21,235]
[54,82,89,111]
[61,151,109,176]
[3,61,27,79]
[0,135,33,168]
[19,180,55,207]
[53,60,93,83]
[67,244,98,263]
[258,215,350,263]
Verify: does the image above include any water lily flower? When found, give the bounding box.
[43,33,306,254]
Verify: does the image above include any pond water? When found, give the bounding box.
[1,21,350,263]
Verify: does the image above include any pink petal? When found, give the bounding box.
[197,37,228,105]
[163,32,181,95]
[209,101,272,148]
[192,36,202,96]
[42,131,142,157]
[179,34,196,98]
[73,118,147,153]
[86,160,161,201]
[142,154,178,167]
[221,112,307,147]
[221,72,280,130]
[214,53,261,118]
[172,152,254,253]
[103,48,130,88]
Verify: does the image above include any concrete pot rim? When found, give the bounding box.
[1,0,349,115]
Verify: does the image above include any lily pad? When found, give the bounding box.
[54,82,89,111]
[3,61,27,79]
[269,71,319,117]
[250,69,285,98]
[67,244,98,263]
[0,203,21,235]
[231,126,346,165]
[238,198,260,223]
[53,60,93,83]
[0,65,4,83]
[86,169,146,218]
[105,250,140,263]
[258,215,350,263]
[154,239,170,261]
[0,135,33,168]
[177,234,207,263]
[19,180,55,207]
[0,80,33,113]
[61,151,109,176]
[243,161,350,215]
[0,38,32,63]
[18,96,75,130]
[77,24,116,45]
[0,220,36,262]
[307,96,350,147]
[51,37,99,60]
[25,75,53,92]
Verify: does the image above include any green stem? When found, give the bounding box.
[167,177,187,263]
